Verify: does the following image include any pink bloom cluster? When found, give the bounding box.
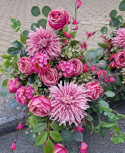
[83,63,97,72]
[16,86,35,105]
[79,41,87,49]
[32,53,49,73]
[85,82,103,100]
[102,76,115,83]
[49,81,89,126]
[96,70,107,79]
[57,59,83,78]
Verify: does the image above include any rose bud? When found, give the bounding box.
[7,78,21,93]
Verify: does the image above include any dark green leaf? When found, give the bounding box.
[32,123,47,133]
[31,23,39,31]
[119,1,125,11]
[50,131,63,142]
[61,129,73,145]
[11,40,23,49]
[86,116,94,121]
[86,50,97,61]
[99,100,109,108]
[2,79,9,87]
[42,6,51,17]
[73,131,83,141]
[36,132,48,146]
[8,98,18,108]
[113,18,119,27]
[100,128,106,138]
[37,19,47,29]
[32,115,48,122]
[70,40,79,46]
[20,49,27,57]
[23,30,29,37]
[7,47,20,56]
[98,60,107,69]
[44,140,54,153]
[110,10,117,19]
[102,122,116,128]
[50,121,64,131]
[31,6,41,16]
[100,26,108,34]
[98,43,108,49]
[116,15,123,22]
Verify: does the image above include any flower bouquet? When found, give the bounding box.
[1,0,125,152]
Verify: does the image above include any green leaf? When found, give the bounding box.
[10,17,21,32]
[32,123,47,133]
[99,100,109,108]
[1,54,12,59]
[14,26,20,32]
[119,1,125,11]
[31,23,39,31]
[0,68,5,73]
[96,48,104,56]
[42,6,51,17]
[73,131,83,141]
[0,88,7,97]
[37,19,47,29]
[44,140,54,153]
[36,131,48,146]
[61,129,73,145]
[115,126,120,133]
[101,122,116,128]
[86,50,97,61]
[31,6,41,16]
[11,40,23,49]
[50,121,64,131]
[63,25,68,33]
[98,43,108,49]
[100,128,106,138]
[20,34,26,44]
[100,26,108,34]
[70,31,77,38]
[20,49,27,57]
[29,132,37,142]
[86,115,94,121]
[116,15,123,22]
[32,115,48,122]
[70,40,79,47]
[113,18,119,27]
[2,79,9,87]
[23,30,29,37]
[110,10,117,19]
[8,98,18,108]
[98,60,107,69]
[50,131,63,142]
[7,47,20,56]
[105,91,115,97]
[29,115,38,128]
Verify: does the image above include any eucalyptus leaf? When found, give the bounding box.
[61,129,73,145]
[37,19,47,29]
[42,6,51,17]
[31,6,41,16]
[8,98,18,108]
[105,91,115,97]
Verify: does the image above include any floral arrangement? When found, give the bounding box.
[1,0,125,152]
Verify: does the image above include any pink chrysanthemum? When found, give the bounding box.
[49,81,89,126]
[112,28,125,49]
[16,86,35,105]
[26,27,61,60]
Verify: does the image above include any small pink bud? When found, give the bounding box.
[11,141,16,151]
[16,123,25,130]
[109,77,115,83]
[77,0,82,8]
[75,125,85,133]
[74,25,78,30]
[91,66,97,71]
[79,142,88,153]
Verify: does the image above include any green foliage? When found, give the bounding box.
[20,34,26,44]
[0,88,7,97]
[100,26,108,34]
[10,17,21,32]
[98,60,107,69]
[42,6,51,17]
[32,123,47,133]
[31,6,41,16]
[50,131,63,142]
[61,129,73,145]
[110,10,117,19]
[36,132,48,146]
[44,140,54,153]
[73,131,83,141]
[63,25,68,33]
[119,1,125,11]
[29,132,37,142]
[8,98,18,108]
[31,23,39,31]
[70,31,77,38]
[105,91,115,97]
[50,121,64,131]
[2,79,9,87]
[37,19,47,29]
[98,100,109,108]
[98,43,108,49]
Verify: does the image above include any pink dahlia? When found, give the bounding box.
[112,28,125,49]
[16,86,35,105]
[49,81,89,126]
[32,53,49,73]
[26,27,61,60]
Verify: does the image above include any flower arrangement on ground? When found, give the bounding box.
[1,0,125,153]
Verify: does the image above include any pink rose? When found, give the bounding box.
[54,143,68,153]
[17,57,33,75]
[28,95,51,117]
[85,82,103,100]
[39,68,59,86]
[48,7,70,30]
[114,51,125,68]
[79,142,88,153]
[8,78,21,93]
[69,58,83,76]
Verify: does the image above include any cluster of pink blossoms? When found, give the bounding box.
[15,86,35,105]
